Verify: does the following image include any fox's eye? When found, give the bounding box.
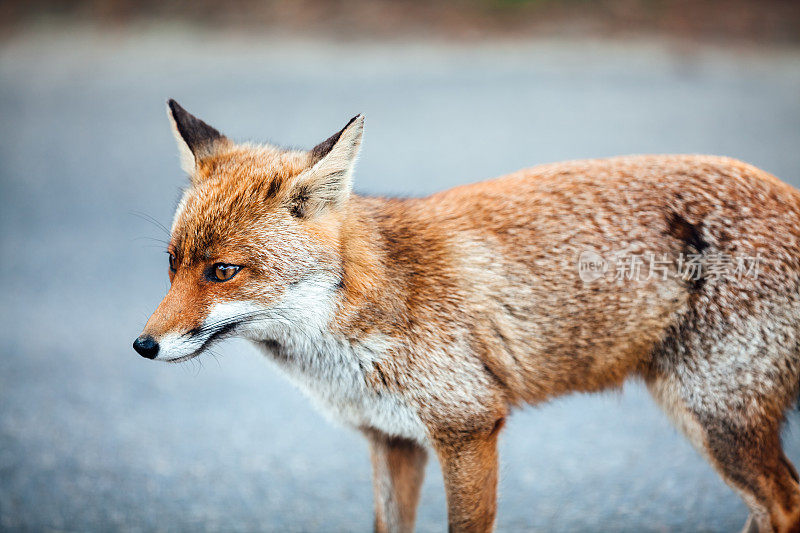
[210,263,241,282]
[168,253,177,273]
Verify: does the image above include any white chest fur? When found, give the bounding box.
[253,333,428,444]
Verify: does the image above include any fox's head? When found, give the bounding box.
[133,100,364,362]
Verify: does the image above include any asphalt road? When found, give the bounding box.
[1,29,799,532]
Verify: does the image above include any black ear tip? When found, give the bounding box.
[346,114,364,129]
[167,99,182,115]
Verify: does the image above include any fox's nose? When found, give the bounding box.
[133,335,159,359]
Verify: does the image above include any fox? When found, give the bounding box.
[134,99,800,533]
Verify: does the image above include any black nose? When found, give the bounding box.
[133,335,159,359]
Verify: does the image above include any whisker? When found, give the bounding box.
[133,236,171,246]
[130,211,171,236]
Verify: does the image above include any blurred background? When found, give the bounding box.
[1,1,799,531]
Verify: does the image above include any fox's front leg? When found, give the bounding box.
[364,429,428,533]
[434,419,504,533]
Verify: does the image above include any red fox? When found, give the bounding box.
[135,100,800,533]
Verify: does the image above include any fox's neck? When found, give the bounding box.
[250,196,427,373]
[331,194,445,341]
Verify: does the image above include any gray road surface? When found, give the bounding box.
[1,29,799,532]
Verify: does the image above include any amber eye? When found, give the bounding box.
[168,253,177,273]
[210,263,241,282]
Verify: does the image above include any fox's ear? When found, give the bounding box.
[166,99,231,176]
[290,114,364,218]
